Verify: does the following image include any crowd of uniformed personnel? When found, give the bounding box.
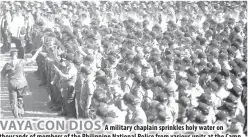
[0,1,247,135]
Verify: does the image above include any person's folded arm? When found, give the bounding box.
[54,65,77,80]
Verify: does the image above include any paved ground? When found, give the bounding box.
[0,43,58,119]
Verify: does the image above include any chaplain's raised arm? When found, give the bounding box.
[23,46,43,65]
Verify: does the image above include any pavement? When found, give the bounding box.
[0,43,58,119]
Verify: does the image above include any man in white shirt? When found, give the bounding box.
[1,7,12,53]
[9,8,25,59]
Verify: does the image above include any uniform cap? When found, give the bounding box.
[96,107,108,117]
[234,26,241,33]
[210,39,218,47]
[195,114,207,123]
[230,67,241,77]
[227,47,236,55]
[164,69,174,79]
[198,93,212,105]
[85,55,95,62]
[148,55,161,62]
[95,76,109,85]
[80,66,91,75]
[229,60,238,68]
[123,64,132,71]
[210,66,220,74]
[187,76,197,85]
[198,59,207,66]
[220,31,228,37]
[217,23,224,29]
[178,96,190,107]
[187,67,197,76]
[107,55,116,63]
[148,77,158,85]
[174,58,182,64]
[224,94,237,104]
[65,54,74,61]
[198,52,206,59]
[186,108,198,119]
[229,86,242,97]
[95,70,106,77]
[128,67,139,75]
[123,93,135,104]
[196,102,209,115]
[178,80,189,89]
[73,57,83,65]
[165,54,173,62]
[183,57,191,64]
[93,89,106,101]
[157,110,170,121]
[219,53,228,60]
[216,111,228,121]
[210,50,219,58]
[209,81,219,91]
[156,92,168,103]
[220,68,230,78]
[205,29,213,36]
[213,74,225,86]
[156,80,166,88]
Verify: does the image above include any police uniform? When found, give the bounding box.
[55,57,78,118]
[80,70,96,118]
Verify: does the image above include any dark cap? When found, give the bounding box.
[95,76,109,85]
[187,67,197,76]
[132,75,143,84]
[65,54,74,61]
[227,47,235,55]
[224,94,237,104]
[178,96,190,107]
[96,107,108,117]
[73,57,83,65]
[80,66,91,75]
[186,108,198,119]
[216,111,228,121]
[183,57,191,64]
[195,114,207,123]
[198,59,207,66]
[128,67,139,75]
[209,81,219,91]
[123,93,136,105]
[156,92,168,103]
[196,102,210,115]
[198,93,212,105]
[95,70,106,77]
[107,55,116,63]
[230,86,242,97]
[85,55,95,62]
[231,41,241,49]
[219,53,228,60]
[213,74,225,86]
